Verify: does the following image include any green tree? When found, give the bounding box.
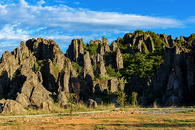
[66,93,77,115]
[116,90,127,107]
[131,92,138,108]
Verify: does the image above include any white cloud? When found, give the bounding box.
[187,16,195,23]
[0,0,184,55]
[73,2,80,5]
[37,0,45,6]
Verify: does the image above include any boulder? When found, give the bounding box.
[95,98,103,105]
[165,95,180,106]
[19,70,53,108]
[56,91,68,106]
[15,93,30,107]
[2,100,27,114]
[40,100,54,111]
[87,99,97,108]
[29,85,53,108]
[93,80,108,95]
[0,99,6,112]
[108,77,119,93]
[138,97,147,106]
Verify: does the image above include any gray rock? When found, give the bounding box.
[144,34,154,52]
[165,95,180,106]
[36,71,43,83]
[2,100,27,114]
[116,48,123,71]
[66,39,84,66]
[56,91,68,106]
[160,33,168,45]
[108,77,119,93]
[138,97,147,106]
[95,98,103,105]
[15,93,30,107]
[111,41,118,51]
[87,99,97,108]
[116,37,122,43]
[84,51,94,79]
[19,70,53,108]
[93,53,107,77]
[40,100,54,111]
[93,80,108,95]
[58,70,70,93]
[0,99,6,112]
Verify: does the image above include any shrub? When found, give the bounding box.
[131,92,138,108]
[72,82,81,103]
[66,93,77,115]
[35,60,42,72]
[116,90,127,107]
[96,74,110,81]
[71,62,83,74]
[105,65,121,78]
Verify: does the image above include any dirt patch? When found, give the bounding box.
[0,110,195,130]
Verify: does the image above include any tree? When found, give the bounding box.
[131,92,138,108]
[72,82,80,103]
[116,90,127,107]
[66,93,77,115]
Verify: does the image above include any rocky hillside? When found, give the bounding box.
[0,30,194,113]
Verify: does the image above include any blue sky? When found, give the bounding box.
[0,0,195,56]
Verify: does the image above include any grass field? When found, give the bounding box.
[0,109,194,130]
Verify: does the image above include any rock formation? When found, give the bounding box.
[150,46,195,106]
[116,48,123,71]
[0,30,194,113]
[84,51,94,79]
[66,39,84,66]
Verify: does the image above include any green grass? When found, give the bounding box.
[0,121,21,126]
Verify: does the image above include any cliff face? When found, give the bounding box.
[0,31,195,114]
[0,38,93,113]
[150,47,195,106]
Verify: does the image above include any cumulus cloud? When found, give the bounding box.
[0,0,184,55]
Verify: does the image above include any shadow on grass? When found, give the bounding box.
[107,122,195,128]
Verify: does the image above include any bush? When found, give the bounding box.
[116,90,127,107]
[66,93,77,115]
[131,92,138,108]
[105,65,121,78]
[83,42,98,57]
[96,74,110,81]
[35,60,42,72]
[71,62,84,75]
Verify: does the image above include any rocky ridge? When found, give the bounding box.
[0,31,194,113]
